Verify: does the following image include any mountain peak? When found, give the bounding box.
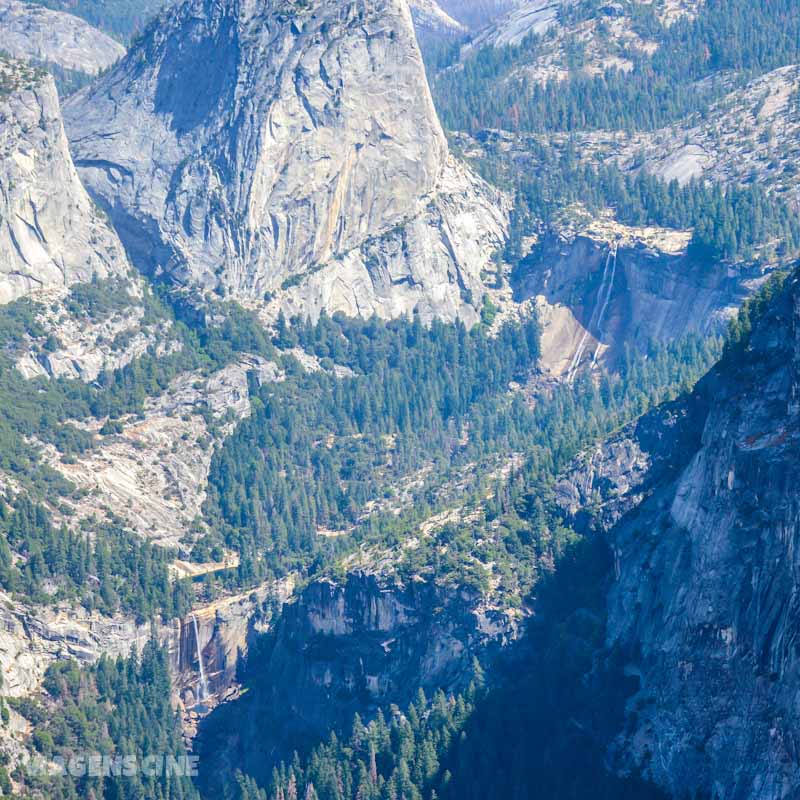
[66,0,507,323]
[0,0,126,76]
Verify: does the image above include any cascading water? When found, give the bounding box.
[590,241,618,367]
[191,613,209,705]
[567,242,619,383]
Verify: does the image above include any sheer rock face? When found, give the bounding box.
[65,0,508,325]
[518,222,767,376]
[197,571,518,789]
[0,62,130,304]
[0,0,125,75]
[0,590,157,697]
[559,272,800,798]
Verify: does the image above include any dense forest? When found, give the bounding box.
[200,310,719,603]
[0,495,192,619]
[11,642,198,799]
[430,0,800,133]
[485,141,800,266]
[0,265,721,613]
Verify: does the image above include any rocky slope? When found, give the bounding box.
[468,0,559,49]
[456,62,800,201]
[438,0,520,31]
[461,0,703,82]
[410,0,522,40]
[0,58,130,304]
[40,357,279,551]
[0,590,156,697]
[409,0,466,40]
[556,272,800,798]
[65,0,509,326]
[13,282,174,382]
[0,0,125,75]
[0,574,294,771]
[623,65,800,194]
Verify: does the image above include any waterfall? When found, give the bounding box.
[567,242,618,383]
[191,613,209,704]
[590,241,619,367]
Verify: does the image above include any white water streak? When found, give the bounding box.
[591,242,618,367]
[567,242,618,383]
[192,613,209,703]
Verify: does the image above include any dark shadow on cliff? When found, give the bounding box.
[431,534,668,799]
[194,609,306,795]
[194,534,668,799]
[194,572,512,796]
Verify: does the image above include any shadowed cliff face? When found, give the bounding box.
[196,571,518,791]
[64,0,508,324]
[557,271,800,798]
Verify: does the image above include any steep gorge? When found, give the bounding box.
[196,571,519,792]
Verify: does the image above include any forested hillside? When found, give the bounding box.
[1,0,800,798]
[13,643,198,800]
[431,0,800,133]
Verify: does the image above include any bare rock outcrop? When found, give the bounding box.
[64,0,508,325]
[0,0,125,75]
[603,273,800,798]
[468,0,559,49]
[625,65,800,194]
[0,59,130,304]
[409,0,466,40]
[12,281,175,382]
[43,357,281,551]
[437,0,521,31]
[0,591,155,697]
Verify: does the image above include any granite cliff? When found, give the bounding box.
[0,58,130,304]
[196,570,518,791]
[556,272,800,798]
[517,212,763,377]
[65,0,508,325]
